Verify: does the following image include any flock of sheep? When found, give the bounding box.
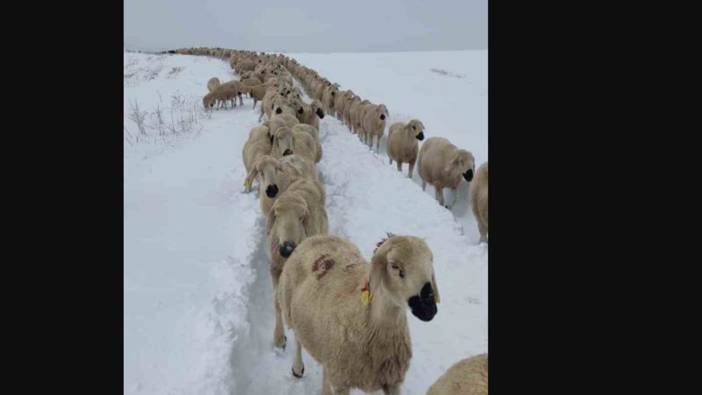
[171,46,488,395]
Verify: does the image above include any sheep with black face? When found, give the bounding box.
[277,233,440,394]
[387,119,426,178]
[417,137,476,208]
[266,178,328,350]
[243,154,319,215]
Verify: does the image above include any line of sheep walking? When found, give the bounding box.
[281,53,488,243]
[169,46,487,395]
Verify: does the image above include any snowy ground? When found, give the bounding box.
[124,50,487,395]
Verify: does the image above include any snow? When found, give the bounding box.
[124,50,487,395]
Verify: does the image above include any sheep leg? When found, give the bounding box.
[376,136,381,152]
[436,187,446,207]
[389,156,393,165]
[478,224,488,243]
[408,161,415,178]
[271,270,287,349]
[291,339,305,378]
[397,161,402,173]
[422,180,427,191]
[477,217,488,243]
[450,188,458,208]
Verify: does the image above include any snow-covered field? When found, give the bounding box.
[124,50,487,395]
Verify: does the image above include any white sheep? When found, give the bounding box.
[470,162,488,243]
[417,137,475,208]
[360,103,389,152]
[267,178,328,349]
[387,119,426,178]
[426,354,487,395]
[207,77,221,92]
[272,127,321,164]
[277,233,440,395]
[243,154,319,215]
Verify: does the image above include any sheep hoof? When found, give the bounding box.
[275,335,287,350]
[292,366,305,378]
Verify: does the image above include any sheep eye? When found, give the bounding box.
[412,125,416,130]
[391,264,405,278]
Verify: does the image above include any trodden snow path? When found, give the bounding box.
[124,52,487,395]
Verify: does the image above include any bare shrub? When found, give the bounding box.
[128,100,148,135]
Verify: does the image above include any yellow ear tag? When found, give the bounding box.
[361,282,372,305]
[244,179,252,189]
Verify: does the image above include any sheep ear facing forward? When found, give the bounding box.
[243,167,258,191]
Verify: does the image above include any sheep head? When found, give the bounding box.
[445,149,475,184]
[272,127,294,157]
[370,235,439,322]
[267,192,310,260]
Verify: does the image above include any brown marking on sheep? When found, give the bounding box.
[312,254,336,279]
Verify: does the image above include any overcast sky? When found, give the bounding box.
[124,0,486,53]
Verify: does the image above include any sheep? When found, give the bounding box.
[342,94,361,129]
[235,58,256,73]
[348,99,370,134]
[426,354,488,395]
[219,80,246,106]
[469,162,488,243]
[387,119,426,178]
[272,127,321,164]
[292,124,323,162]
[333,90,352,119]
[268,112,300,137]
[299,99,325,130]
[207,77,221,92]
[248,124,273,144]
[202,86,238,110]
[243,154,319,215]
[246,83,268,109]
[360,103,389,151]
[321,85,338,114]
[260,87,290,121]
[292,123,320,143]
[242,127,273,190]
[277,233,440,394]
[267,178,328,349]
[417,137,475,208]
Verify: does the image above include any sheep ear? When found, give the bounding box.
[243,167,258,191]
[431,273,441,304]
[371,237,393,267]
[301,203,311,229]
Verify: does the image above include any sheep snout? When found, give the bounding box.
[408,282,438,322]
[279,241,296,258]
[266,184,279,198]
[380,114,386,120]
[316,108,325,118]
[416,132,425,141]
[463,169,474,182]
